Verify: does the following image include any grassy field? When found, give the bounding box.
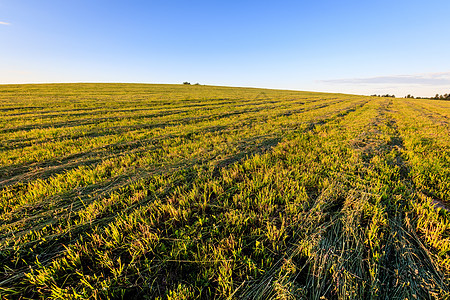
[0,83,449,299]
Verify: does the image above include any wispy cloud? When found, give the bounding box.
[0,21,11,26]
[321,72,450,86]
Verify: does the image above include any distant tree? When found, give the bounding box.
[418,93,450,100]
[183,82,191,85]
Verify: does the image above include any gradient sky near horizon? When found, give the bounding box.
[1,0,450,97]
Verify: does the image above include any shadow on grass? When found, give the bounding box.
[212,137,281,177]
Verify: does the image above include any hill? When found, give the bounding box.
[0,83,449,299]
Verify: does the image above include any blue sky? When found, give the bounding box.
[1,0,450,96]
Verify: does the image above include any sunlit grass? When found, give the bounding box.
[0,83,448,299]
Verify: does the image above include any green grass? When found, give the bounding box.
[0,83,449,299]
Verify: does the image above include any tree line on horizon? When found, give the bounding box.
[431,93,450,100]
[405,93,450,100]
[371,93,450,100]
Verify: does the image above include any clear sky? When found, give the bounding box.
[1,0,450,97]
